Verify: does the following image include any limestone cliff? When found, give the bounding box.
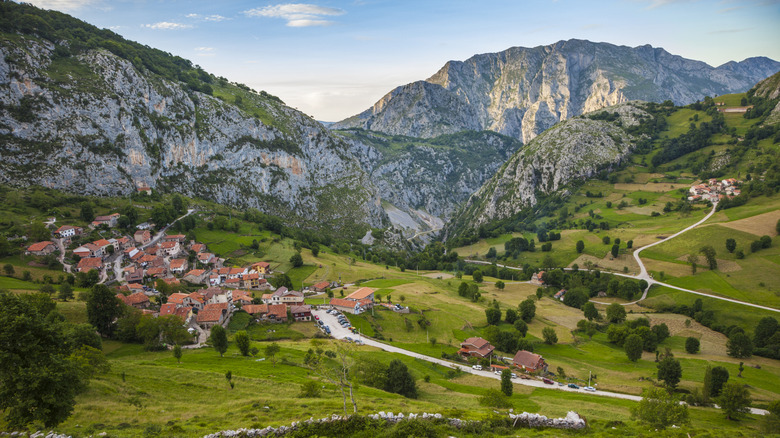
[333,39,779,143]
[0,34,384,233]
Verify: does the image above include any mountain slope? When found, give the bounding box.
[0,3,384,234]
[444,102,654,237]
[339,129,522,231]
[333,39,779,143]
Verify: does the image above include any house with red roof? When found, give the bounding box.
[250,261,271,275]
[346,287,375,306]
[459,337,495,359]
[169,258,188,274]
[134,230,151,245]
[183,269,208,284]
[121,291,151,309]
[76,257,103,272]
[160,240,180,256]
[198,252,215,265]
[26,241,56,256]
[330,298,361,314]
[311,281,331,292]
[55,225,83,239]
[513,350,547,373]
[159,303,193,322]
[266,304,288,322]
[291,304,312,321]
[242,304,269,316]
[92,213,120,228]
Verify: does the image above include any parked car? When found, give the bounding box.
[542,378,554,385]
[494,370,501,375]
[511,373,517,379]
[568,383,580,389]
[519,374,531,380]
[472,365,482,371]
[314,315,319,320]
[584,386,596,392]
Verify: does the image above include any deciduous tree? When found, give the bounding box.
[631,387,689,429]
[582,302,599,321]
[234,330,250,356]
[657,356,682,388]
[501,368,513,397]
[718,382,752,420]
[606,303,626,323]
[625,334,644,362]
[86,284,122,337]
[210,325,228,357]
[685,337,700,354]
[542,327,558,345]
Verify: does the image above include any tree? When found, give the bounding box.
[754,317,778,348]
[725,238,737,253]
[234,330,250,356]
[657,356,682,388]
[58,282,73,301]
[289,252,303,268]
[39,283,55,296]
[504,308,518,324]
[472,269,483,283]
[385,359,417,398]
[685,337,700,354]
[80,203,94,222]
[210,325,228,357]
[710,366,730,397]
[173,344,182,364]
[513,319,528,337]
[495,280,505,290]
[624,334,644,362]
[626,240,633,249]
[0,292,84,428]
[582,302,599,321]
[602,236,611,245]
[764,400,780,433]
[576,240,584,253]
[86,284,122,337]
[2,263,13,276]
[485,307,501,325]
[486,247,497,259]
[500,368,513,397]
[29,222,50,242]
[265,342,281,366]
[687,253,698,274]
[606,303,626,323]
[727,332,753,358]
[305,344,358,415]
[717,382,752,420]
[519,298,536,322]
[699,245,717,270]
[535,288,543,300]
[542,327,558,345]
[631,387,689,429]
[269,273,293,289]
[611,244,619,258]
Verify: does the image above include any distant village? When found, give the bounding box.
[687,177,741,203]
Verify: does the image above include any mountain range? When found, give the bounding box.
[332,39,779,143]
[1,3,778,242]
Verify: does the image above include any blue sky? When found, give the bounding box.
[25,0,780,121]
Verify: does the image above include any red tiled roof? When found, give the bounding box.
[188,292,205,303]
[162,277,180,285]
[126,292,150,305]
[243,304,268,315]
[78,257,103,270]
[513,350,545,370]
[185,269,206,277]
[330,298,358,308]
[346,287,374,300]
[160,241,177,249]
[197,309,223,323]
[93,239,111,248]
[462,337,490,349]
[168,293,189,304]
[170,259,187,269]
[146,267,166,276]
[291,304,311,314]
[267,304,287,318]
[159,302,177,316]
[27,241,54,252]
[312,281,330,290]
[252,261,270,269]
[204,302,229,312]
[225,278,241,284]
[245,272,260,280]
[198,253,214,261]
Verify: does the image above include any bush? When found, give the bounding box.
[478,389,512,408]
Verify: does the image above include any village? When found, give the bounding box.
[22,208,559,380]
[687,177,741,202]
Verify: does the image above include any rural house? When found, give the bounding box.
[26,241,56,256]
[459,337,495,358]
[513,350,547,373]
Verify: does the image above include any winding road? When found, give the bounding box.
[468,202,778,313]
[312,309,769,415]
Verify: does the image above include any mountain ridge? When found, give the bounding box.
[332,39,780,143]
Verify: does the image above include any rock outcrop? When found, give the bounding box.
[0,35,384,233]
[333,39,779,143]
[446,102,650,236]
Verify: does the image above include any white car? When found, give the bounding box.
[584,386,596,392]
[472,365,482,371]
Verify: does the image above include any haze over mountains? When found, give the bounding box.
[1,3,778,241]
[332,40,780,143]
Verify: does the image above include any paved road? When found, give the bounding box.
[466,202,778,313]
[140,208,196,250]
[312,308,769,415]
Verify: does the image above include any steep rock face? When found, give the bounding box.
[340,130,521,231]
[333,39,779,143]
[446,102,649,236]
[0,36,384,231]
[751,70,780,125]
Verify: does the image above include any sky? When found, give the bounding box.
[23,0,780,121]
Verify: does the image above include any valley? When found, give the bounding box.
[1,2,779,437]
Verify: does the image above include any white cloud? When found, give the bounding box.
[186,13,229,22]
[195,47,216,56]
[143,22,193,30]
[24,0,100,12]
[243,3,345,27]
